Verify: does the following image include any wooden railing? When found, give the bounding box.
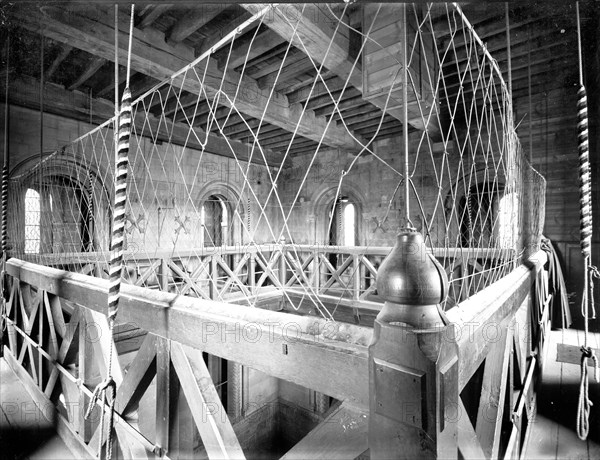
[1,247,548,459]
[2,258,372,459]
[444,251,550,459]
[17,244,516,306]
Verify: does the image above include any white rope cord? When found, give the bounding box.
[83,6,135,460]
[574,0,599,442]
[0,34,9,338]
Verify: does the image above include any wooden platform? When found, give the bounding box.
[0,358,76,460]
[524,329,600,459]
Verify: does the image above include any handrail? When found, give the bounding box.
[445,249,546,390]
[11,244,516,264]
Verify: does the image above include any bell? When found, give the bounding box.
[376,227,448,328]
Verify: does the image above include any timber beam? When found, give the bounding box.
[12,5,362,152]
[243,3,441,137]
[165,5,227,46]
[136,4,172,30]
[1,74,279,166]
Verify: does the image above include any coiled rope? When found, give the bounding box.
[84,5,134,459]
[575,1,599,442]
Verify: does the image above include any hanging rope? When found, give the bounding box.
[401,2,411,228]
[85,5,135,459]
[87,170,95,252]
[574,0,599,442]
[0,33,10,345]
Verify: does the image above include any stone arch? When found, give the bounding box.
[310,180,367,245]
[9,152,111,254]
[195,180,246,246]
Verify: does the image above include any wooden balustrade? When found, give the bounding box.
[1,245,548,459]
[13,245,517,307]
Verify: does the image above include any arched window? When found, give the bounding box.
[457,182,516,249]
[328,197,357,247]
[24,188,41,254]
[343,203,356,247]
[202,194,230,247]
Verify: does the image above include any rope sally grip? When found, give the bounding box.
[84,5,134,459]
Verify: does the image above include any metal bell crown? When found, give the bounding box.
[376,227,448,306]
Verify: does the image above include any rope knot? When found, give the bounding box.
[589,265,600,279]
[581,345,593,358]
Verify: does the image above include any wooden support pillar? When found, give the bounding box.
[78,312,94,442]
[314,391,329,414]
[5,282,17,354]
[160,258,168,292]
[369,229,458,459]
[168,367,195,459]
[155,337,170,457]
[353,254,361,301]
[209,256,218,300]
[313,249,320,291]
[248,255,256,292]
[279,245,287,285]
[37,290,44,388]
[369,321,459,459]
[227,361,243,421]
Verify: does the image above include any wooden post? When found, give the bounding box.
[38,290,44,388]
[227,361,243,421]
[248,254,256,293]
[168,367,195,459]
[160,258,168,292]
[77,312,94,442]
[353,254,360,301]
[279,244,287,285]
[209,256,218,300]
[369,229,458,459]
[155,337,170,457]
[313,249,320,292]
[369,320,458,459]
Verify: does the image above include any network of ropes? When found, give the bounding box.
[7,3,546,320]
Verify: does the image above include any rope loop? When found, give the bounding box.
[85,376,117,460]
[84,376,116,420]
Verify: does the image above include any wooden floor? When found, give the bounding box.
[0,358,75,460]
[524,329,600,460]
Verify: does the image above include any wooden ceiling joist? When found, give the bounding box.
[286,77,346,105]
[165,5,227,46]
[13,5,362,152]
[67,56,106,91]
[304,87,362,112]
[44,44,73,82]
[2,73,279,167]
[243,3,440,136]
[220,28,286,71]
[257,56,313,88]
[136,4,172,30]
[96,68,133,98]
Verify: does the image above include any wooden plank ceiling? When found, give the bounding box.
[0,2,581,161]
